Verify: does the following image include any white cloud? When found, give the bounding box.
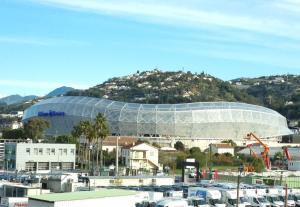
[31,0,300,40]
[0,93,6,98]
[0,80,90,90]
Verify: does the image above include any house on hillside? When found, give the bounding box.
[121,143,161,175]
[211,143,234,155]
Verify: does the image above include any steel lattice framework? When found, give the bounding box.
[22,96,291,140]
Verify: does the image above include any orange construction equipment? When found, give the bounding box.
[246,132,271,170]
[283,147,292,161]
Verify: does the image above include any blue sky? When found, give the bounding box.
[1,0,300,97]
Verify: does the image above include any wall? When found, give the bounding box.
[28,200,53,207]
[88,176,174,187]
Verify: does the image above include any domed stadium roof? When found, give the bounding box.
[23,96,291,139]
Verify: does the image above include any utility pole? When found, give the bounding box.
[115,136,119,177]
[285,183,288,207]
[237,164,243,207]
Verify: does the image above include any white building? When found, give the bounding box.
[211,143,234,155]
[4,143,76,172]
[121,143,160,174]
[288,160,300,171]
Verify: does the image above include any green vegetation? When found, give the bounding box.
[23,118,50,142]
[71,113,110,174]
[251,157,265,173]
[2,128,25,139]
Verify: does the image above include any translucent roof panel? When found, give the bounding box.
[22,96,292,139]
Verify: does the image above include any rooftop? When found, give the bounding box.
[29,189,136,203]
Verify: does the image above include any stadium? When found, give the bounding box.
[22,96,292,149]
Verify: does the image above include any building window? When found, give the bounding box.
[59,148,63,155]
[70,149,75,155]
[63,148,67,155]
[150,151,154,157]
[47,148,50,155]
[34,148,38,155]
[39,148,43,155]
[51,148,55,155]
[26,148,30,155]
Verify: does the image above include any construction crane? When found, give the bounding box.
[246,132,271,170]
[283,147,292,161]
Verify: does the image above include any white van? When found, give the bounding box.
[155,198,189,207]
[243,189,270,207]
[188,187,226,207]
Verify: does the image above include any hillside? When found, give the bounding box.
[46,86,75,97]
[67,70,260,104]
[0,95,37,105]
[231,75,300,123]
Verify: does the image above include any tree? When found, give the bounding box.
[94,113,110,174]
[174,141,185,151]
[23,118,50,142]
[221,139,237,147]
[55,135,77,144]
[274,152,284,160]
[152,142,161,148]
[189,147,201,155]
[252,157,265,173]
[2,128,25,139]
[72,120,94,170]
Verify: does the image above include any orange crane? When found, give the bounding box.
[283,147,292,161]
[246,132,271,169]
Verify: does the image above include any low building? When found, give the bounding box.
[211,143,234,155]
[121,143,160,175]
[0,139,24,169]
[28,189,141,207]
[288,160,300,171]
[4,143,76,172]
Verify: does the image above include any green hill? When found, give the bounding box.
[67,69,260,105]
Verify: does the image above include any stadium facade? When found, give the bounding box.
[22,96,292,149]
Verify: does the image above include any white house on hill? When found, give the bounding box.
[121,143,160,175]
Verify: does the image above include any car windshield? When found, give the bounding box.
[257,197,267,203]
[295,195,300,201]
[271,196,281,202]
[288,195,294,200]
[228,199,237,205]
[279,196,284,202]
[209,199,222,205]
[240,197,248,203]
[192,199,207,205]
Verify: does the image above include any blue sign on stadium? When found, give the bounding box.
[38,110,65,117]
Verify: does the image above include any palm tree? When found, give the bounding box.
[72,120,94,171]
[94,113,110,174]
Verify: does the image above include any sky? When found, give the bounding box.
[1,0,300,97]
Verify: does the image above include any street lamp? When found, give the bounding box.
[236,164,244,207]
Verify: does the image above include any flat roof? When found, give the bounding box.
[29,189,136,203]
